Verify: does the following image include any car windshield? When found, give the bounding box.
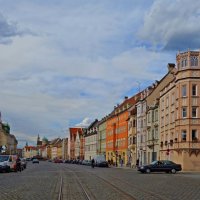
[0,156,9,162]
[150,161,158,165]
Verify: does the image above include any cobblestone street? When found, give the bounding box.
[0,161,199,200]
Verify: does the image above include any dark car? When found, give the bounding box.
[32,159,39,164]
[0,165,10,173]
[138,160,182,174]
[54,159,63,163]
[96,161,109,167]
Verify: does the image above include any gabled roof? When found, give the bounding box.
[107,93,141,120]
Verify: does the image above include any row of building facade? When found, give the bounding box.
[69,50,200,171]
[22,135,68,160]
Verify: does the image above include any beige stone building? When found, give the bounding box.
[136,89,151,166]
[97,117,107,158]
[146,64,176,164]
[22,146,38,158]
[160,50,200,171]
[128,105,137,167]
[84,119,99,160]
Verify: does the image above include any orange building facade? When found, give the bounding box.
[106,95,140,166]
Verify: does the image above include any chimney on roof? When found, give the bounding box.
[167,63,175,72]
[124,96,128,100]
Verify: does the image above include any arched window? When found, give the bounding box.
[191,56,198,66]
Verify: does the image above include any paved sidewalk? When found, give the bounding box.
[109,165,137,170]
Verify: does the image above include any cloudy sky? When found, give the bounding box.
[0,0,200,147]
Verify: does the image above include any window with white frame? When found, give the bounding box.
[182,85,187,97]
[192,84,197,96]
[192,107,197,118]
[182,107,187,118]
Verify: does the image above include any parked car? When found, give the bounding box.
[0,155,18,172]
[54,159,63,163]
[82,160,91,166]
[96,161,109,168]
[138,160,182,174]
[32,159,39,164]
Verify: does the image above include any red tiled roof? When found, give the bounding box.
[25,146,38,151]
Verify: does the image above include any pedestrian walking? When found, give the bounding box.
[16,157,21,172]
[120,159,123,167]
[136,159,139,169]
[91,158,95,168]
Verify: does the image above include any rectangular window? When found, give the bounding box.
[182,107,187,118]
[148,112,150,123]
[152,111,154,122]
[161,99,164,110]
[192,107,197,118]
[166,114,169,124]
[192,84,197,96]
[192,130,197,140]
[155,128,158,139]
[182,85,187,97]
[171,93,175,104]
[166,97,169,107]
[161,117,164,126]
[171,112,175,123]
[151,129,154,140]
[181,130,187,141]
[155,110,158,121]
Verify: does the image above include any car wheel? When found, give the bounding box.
[146,168,151,173]
[171,168,176,174]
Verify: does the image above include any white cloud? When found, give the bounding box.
[0,0,184,147]
[139,0,200,50]
[75,118,92,128]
